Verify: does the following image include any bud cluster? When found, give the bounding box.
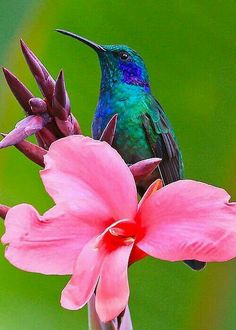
[0,40,160,182]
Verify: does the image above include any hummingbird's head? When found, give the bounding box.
[98,44,150,91]
[56,29,150,92]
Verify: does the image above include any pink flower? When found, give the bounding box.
[2,136,236,322]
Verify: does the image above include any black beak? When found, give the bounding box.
[56,29,106,52]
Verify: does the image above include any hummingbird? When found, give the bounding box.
[56,30,205,271]
[56,30,184,192]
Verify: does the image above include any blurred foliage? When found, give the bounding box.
[0,0,236,329]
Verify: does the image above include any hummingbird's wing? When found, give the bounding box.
[142,98,184,185]
[142,99,206,271]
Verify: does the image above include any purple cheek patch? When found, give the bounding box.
[119,61,150,89]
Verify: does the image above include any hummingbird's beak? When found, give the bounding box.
[56,29,106,53]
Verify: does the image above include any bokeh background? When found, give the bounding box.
[0,1,236,329]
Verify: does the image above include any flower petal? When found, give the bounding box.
[138,179,163,209]
[2,199,111,275]
[95,243,133,322]
[136,180,236,262]
[61,237,106,310]
[41,136,137,220]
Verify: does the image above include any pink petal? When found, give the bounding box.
[95,243,133,322]
[61,237,106,310]
[2,199,111,275]
[41,136,138,220]
[138,179,163,209]
[61,219,135,313]
[136,180,236,262]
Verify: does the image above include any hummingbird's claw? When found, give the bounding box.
[20,39,55,102]
[99,114,118,145]
[2,68,34,114]
[129,158,162,183]
[0,204,10,220]
[52,70,70,120]
[0,115,49,149]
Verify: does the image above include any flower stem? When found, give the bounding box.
[88,295,133,330]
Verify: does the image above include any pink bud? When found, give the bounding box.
[2,67,34,114]
[52,71,70,120]
[29,98,47,114]
[20,40,55,103]
[0,204,10,220]
[129,158,161,183]
[99,114,118,145]
[70,114,82,134]
[36,126,59,150]
[0,115,49,149]
[55,117,74,136]
[15,139,47,167]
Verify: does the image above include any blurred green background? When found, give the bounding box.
[0,0,236,329]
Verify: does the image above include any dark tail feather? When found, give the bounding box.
[184,260,206,271]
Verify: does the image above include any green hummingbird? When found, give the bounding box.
[56,29,184,194]
[57,30,206,271]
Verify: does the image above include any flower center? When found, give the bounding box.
[108,221,136,245]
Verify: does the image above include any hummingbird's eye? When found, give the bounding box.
[119,51,130,61]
